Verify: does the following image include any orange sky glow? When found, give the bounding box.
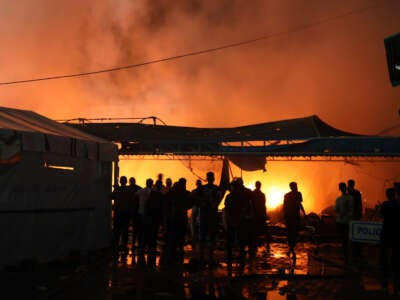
[1,0,400,214]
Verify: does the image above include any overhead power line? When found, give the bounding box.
[0,1,385,86]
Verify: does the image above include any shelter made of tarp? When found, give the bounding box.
[0,106,118,268]
[68,115,359,144]
[0,106,117,162]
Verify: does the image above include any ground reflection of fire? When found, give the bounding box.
[110,238,318,299]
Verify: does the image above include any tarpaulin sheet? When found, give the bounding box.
[0,107,117,161]
[0,107,117,268]
[0,152,112,267]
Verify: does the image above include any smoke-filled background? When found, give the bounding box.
[1,0,400,213]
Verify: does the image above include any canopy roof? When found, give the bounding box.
[66,115,400,159]
[68,115,358,143]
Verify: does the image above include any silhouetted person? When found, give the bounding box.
[129,177,142,191]
[139,179,164,269]
[111,176,133,258]
[283,181,306,261]
[197,171,223,267]
[190,179,202,250]
[134,178,153,265]
[380,185,400,296]
[347,179,362,220]
[253,180,270,252]
[157,173,164,185]
[334,182,354,263]
[224,178,257,274]
[347,179,363,263]
[128,177,142,257]
[157,176,172,268]
[164,178,192,267]
[223,180,236,274]
[165,178,173,193]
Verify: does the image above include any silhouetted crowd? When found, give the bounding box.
[333,179,400,296]
[110,172,272,274]
[111,173,400,295]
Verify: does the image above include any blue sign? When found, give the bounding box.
[349,221,382,243]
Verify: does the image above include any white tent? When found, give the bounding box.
[0,106,118,268]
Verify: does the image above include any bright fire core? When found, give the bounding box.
[245,183,285,210]
[266,186,286,210]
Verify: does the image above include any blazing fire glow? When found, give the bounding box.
[120,158,400,215]
[244,182,286,210]
[266,186,286,210]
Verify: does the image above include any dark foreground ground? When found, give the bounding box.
[1,229,398,300]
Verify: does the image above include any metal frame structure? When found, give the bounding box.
[64,115,400,162]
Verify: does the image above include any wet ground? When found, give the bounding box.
[1,232,398,299]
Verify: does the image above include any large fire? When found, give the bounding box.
[266,185,287,210]
[119,157,400,216]
[244,182,286,210]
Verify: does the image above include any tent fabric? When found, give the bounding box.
[0,154,112,266]
[0,107,117,268]
[227,155,267,171]
[0,107,109,142]
[0,107,117,161]
[67,115,360,144]
[0,129,20,160]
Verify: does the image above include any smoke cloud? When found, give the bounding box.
[1,0,399,130]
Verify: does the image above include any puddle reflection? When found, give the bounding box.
[104,240,347,299]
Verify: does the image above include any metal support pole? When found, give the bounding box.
[113,159,120,187]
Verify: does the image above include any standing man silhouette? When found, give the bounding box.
[347,179,362,220]
[348,179,363,262]
[111,176,133,259]
[198,172,223,267]
[128,177,142,259]
[283,182,306,261]
[334,182,354,263]
[253,181,270,252]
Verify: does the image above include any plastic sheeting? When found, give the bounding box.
[0,152,113,267]
[68,115,360,143]
[0,107,117,268]
[0,106,117,161]
[227,155,267,172]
